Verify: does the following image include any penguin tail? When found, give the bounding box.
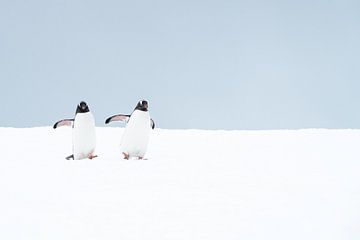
[65,155,74,160]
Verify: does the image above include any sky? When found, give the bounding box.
[0,0,359,130]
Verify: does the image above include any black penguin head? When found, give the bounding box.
[76,101,90,113]
[135,100,148,112]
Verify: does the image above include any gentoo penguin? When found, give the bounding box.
[53,101,97,160]
[105,100,155,160]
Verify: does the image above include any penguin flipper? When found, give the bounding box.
[150,119,155,129]
[105,114,130,124]
[65,154,74,160]
[53,119,74,129]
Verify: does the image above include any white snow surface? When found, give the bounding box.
[0,127,359,240]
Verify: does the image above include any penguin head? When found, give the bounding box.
[76,101,90,113]
[135,100,148,112]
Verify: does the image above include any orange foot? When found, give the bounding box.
[122,152,129,160]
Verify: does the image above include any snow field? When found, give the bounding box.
[0,127,359,240]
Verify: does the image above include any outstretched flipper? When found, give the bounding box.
[150,119,155,129]
[66,154,74,160]
[105,114,130,124]
[53,119,74,129]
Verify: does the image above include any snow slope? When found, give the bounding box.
[0,127,359,240]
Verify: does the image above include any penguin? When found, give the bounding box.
[105,100,155,160]
[53,101,97,160]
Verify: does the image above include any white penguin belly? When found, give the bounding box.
[73,112,96,160]
[121,110,150,158]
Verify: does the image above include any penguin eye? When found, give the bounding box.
[140,101,143,106]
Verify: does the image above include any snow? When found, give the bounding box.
[0,127,359,240]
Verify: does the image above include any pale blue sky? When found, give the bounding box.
[1,0,359,129]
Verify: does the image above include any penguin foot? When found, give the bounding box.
[88,154,98,160]
[138,156,144,160]
[122,152,129,160]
